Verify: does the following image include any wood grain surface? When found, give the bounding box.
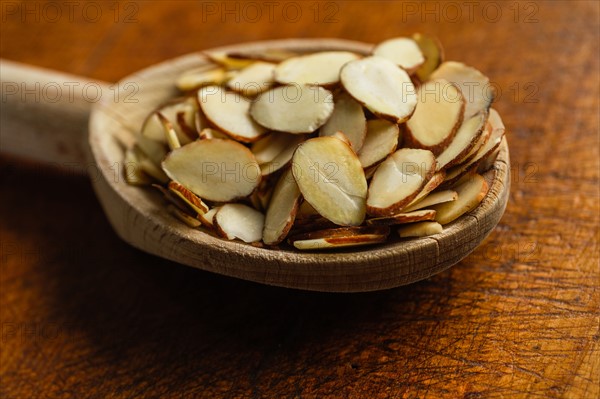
[1,1,598,398]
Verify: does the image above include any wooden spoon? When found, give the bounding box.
[0,39,510,292]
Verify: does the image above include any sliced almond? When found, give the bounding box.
[435,110,487,170]
[251,132,299,165]
[432,173,489,225]
[134,134,167,167]
[226,62,276,96]
[319,92,367,151]
[412,33,444,82]
[250,85,334,134]
[430,61,494,119]
[168,204,202,228]
[275,51,361,86]
[198,127,229,140]
[296,200,320,220]
[204,52,254,70]
[156,112,181,150]
[357,119,399,168]
[398,221,443,238]
[401,190,458,213]
[372,37,425,73]
[259,134,306,176]
[289,226,389,250]
[133,146,169,184]
[405,79,464,154]
[367,148,436,216]
[142,97,197,144]
[124,148,152,185]
[341,56,417,123]
[176,66,227,91]
[403,170,446,209]
[198,206,220,229]
[214,203,265,243]
[162,139,261,202]
[199,86,267,142]
[262,168,302,245]
[366,209,437,226]
[454,119,492,166]
[168,181,209,215]
[227,48,299,63]
[292,136,367,226]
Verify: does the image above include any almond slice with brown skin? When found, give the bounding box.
[198,206,220,229]
[430,61,494,119]
[357,119,399,168]
[226,62,276,96]
[288,226,390,250]
[454,119,492,166]
[124,148,152,186]
[435,110,487,171]
[366,209,436,226]
[341,56,417,123]
[168,204,202,228]
[292,136,367,226]
[162,139,261,202]
[156,112,181,150]
[176,66,227,91]
[367,148,436,216]
[168,181,209,215]
[319,92,367,151]
[262,168,302,245]
[133,146,169,184]
[275,51,361,86]
[296,200,320,220]
[134,134,167,167]
[250,85,334,134]
[199,86,267,142]
[204,52,254,70]
[251,132,299,165]
[412,33,444,82]
[405,79,465,155]
[403,171,446,210]
[214,204,265,243]
[432,173,489,225]
[372,37,425,74]
[401,190,458,213]
[398,221,443,238]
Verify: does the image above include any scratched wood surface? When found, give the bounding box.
[1,1,598,398]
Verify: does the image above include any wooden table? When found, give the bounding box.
[1,1,598,397]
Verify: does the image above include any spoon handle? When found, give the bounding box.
[0,59,111,173]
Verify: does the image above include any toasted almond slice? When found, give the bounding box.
[226,62,276,96]
[250,85,334,134]
[199,86,267,142]
[289,226,389,250]
[372,37,425,73]
[142,97,197,144]
[152,183,193,214]
[198,206,220,229]
[292,136,367,226]
[214,203,265,243]
[405,79,464,154]
[227,48,299,63]
[341,56,417,123]
[357,119,399,168]
[156,112,181,150]
[124,148,152,185]
[204,52,255,70]
[412,33,444,82]
[176,66,227,91]
[162,139,261,202]
[430,61,494,119]
[432,173,488,225]
[398,221,443,238]
[319,92,367,151]
[263,168,302,245]
[401,190,458,213]
[168,181,209,215]
[435,110,487,170]
[259,134,306,176]
[367,148,436,216]
[275,51,361,86]
[168,204,202,228]
[251,132,299,165]
[366,209,437,226]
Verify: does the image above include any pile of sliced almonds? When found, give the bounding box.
[125,34,506,250]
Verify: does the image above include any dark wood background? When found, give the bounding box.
[1,1,598,398]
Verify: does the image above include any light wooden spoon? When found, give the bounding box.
[0,39,510,292]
